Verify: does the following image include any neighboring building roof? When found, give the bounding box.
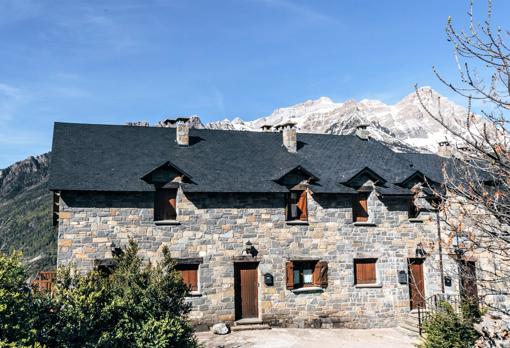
[49,122,443,194]
[399,153,447,184]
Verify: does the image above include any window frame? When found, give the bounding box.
[175,262,200,294]
[286,190,308,221]
[352,192,370,223]
[286,260,328,290]
[353,258,378,285]
[154,189,177,222]
[292,260,317,289]
[408,197,420,219]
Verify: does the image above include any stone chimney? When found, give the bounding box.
[355,124,370,140]
[276,122,297,153]
[126,121,149,127]
[261,125,272,132]
[176,117,190,146]
[438,141,452,157]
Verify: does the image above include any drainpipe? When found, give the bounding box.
[436,209,445,294]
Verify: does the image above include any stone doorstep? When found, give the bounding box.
[396,324,421,338]
[231,318,271,331]
[234,318,263,326]
[230,324,271,332]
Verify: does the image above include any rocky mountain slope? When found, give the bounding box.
[0,87,471,272]
[0,154,55,273]
[201,87,471,153]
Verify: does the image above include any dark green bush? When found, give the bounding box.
[420,300,479,348]
[0,241,198,348]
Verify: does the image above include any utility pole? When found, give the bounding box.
[436,209,445,294]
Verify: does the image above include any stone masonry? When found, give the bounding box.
[57,187,444,329]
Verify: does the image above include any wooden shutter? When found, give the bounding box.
[297,190,308,221]
[355,259,376,284]
[188,268,198,291]
[315,261,328,288]
[313,262,321,286]
[286,261,294,289]
[177,264,198,291]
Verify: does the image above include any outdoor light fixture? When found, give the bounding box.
[454,246,465,258]
[453,235,466,259]
[245,241,254,256]
[415,242,427,258]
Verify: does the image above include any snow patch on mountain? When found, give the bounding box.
[158,87,475,153]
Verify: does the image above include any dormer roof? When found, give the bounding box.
[273,165,319,183]
[140,160,193,185]
[340,167,387,188]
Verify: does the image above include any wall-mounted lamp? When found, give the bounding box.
[245,241,255,256]
[415,242,427,258]
[453,235,466,259]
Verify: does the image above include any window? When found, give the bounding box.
[286,260,328,290]
[354,258,377,285]
[352,192,369,222]
[154,189,177,221]
[286,190,308,221]
[175,263,199,292]
[408,197,419,219]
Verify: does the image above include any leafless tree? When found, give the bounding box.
[416,0,510,313]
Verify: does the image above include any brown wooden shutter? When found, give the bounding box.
[176,264,198,292]
[297,190,308,221]
[318,261,328,288]
[355,259,376,284]
[286,261,294,289]
[313,262,321,286]
[188,268,198,291]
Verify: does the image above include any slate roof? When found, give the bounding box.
[399,153,447,184]
[49,122,444,195]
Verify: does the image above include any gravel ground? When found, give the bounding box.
[196,328,418,348]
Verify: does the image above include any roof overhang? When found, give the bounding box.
[273,165,319,184]
[341,167,387,187]
[399,170,438,189]
[141,160,193,185]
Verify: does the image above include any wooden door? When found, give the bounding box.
[459,261,478,303]
[234,263,259,320]
[408,259,425,310]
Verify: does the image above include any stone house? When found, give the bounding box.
[49,120,478,329]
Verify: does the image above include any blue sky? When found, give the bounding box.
[0,0,508,167]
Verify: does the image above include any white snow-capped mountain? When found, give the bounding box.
[159,87,473,153]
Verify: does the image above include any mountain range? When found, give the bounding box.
[0,87,470,272]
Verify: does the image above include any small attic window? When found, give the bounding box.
[352,192,369,222]
[154,189,177,221]
[408,197,419,219]
[286,190,307,221]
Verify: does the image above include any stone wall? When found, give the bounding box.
[57,188,443,328]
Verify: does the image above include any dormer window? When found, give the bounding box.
[154,189,177,221]
[286,190,307,221]
[408,197,419,219]
[352,192,369,222]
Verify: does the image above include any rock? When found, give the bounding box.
[211,322,229,335]
[490,311,503,320]
[475,313,510,347]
